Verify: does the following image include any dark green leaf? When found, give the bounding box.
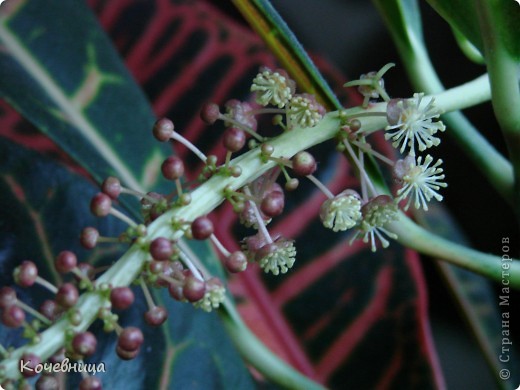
[0,138,254,388]
[232,0,342,111]
[0,0,164,191]
[426,0,520,59]
[372,0,424,52]
[415,204,520,388]
[0,0,253,384]
[0,0,229,278]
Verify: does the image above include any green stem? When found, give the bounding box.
[476,0,520,217]
[373,0,514,203]
[389,214,520,287]
[221,301,325,390]
[2,85,516,381]
[409,54,514,203]
[431,74,490,112]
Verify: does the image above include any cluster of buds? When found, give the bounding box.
[0,65,450,387]
[0,255,104,389]
[85,177,228,314]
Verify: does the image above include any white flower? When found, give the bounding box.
[320,190,362,232]
[350,195,398,252]
[385,93,445,156]
[288,93,325,128]
[250,67,294,108]
[193,278,225,312]
[395,155,447,211]
[255,238,296,275]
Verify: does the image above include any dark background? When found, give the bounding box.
[221,0,519,388]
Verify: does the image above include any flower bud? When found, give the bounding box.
[14,260,38,287]
[200,102,220,124]
[153,118,174,142]
[191,216,214,240]
[291,151,317,176]
[101,176,122,199]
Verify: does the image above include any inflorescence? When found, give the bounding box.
[0,65,447,388]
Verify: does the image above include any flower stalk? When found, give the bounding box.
[1,84,518,382]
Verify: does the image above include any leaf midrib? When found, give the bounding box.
[0,21,143,191]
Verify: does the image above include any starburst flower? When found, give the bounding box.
[394,155,447,211]
[385,93,445,156]
[350,195,398,252]
[255,237,296,275]
[250,67,295,108]
[320,189,362,232]
[288,93,325,128]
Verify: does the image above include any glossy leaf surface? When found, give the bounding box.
[0,0,166,192]
[0,0,461,388]
[0,0,251,385]
[0,138,254,388]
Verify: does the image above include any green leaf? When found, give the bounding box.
[414,204,520,388]
[0,0,165,192]
[426,0,520,59]
[451,26,485,64]
[232,0,342,111]
[425,0,482,52]
[372,0,424,53]
[0,138,254,388]
[0,0,250,385]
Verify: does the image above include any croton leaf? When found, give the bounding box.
[0,0,166,192]
[0,0,453,388]
[230,0,342,111]
[0,138,254,388]
[415,205,520,388]
[0,0,232,298]
[0,0,253,385]
[91,0,443,387]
